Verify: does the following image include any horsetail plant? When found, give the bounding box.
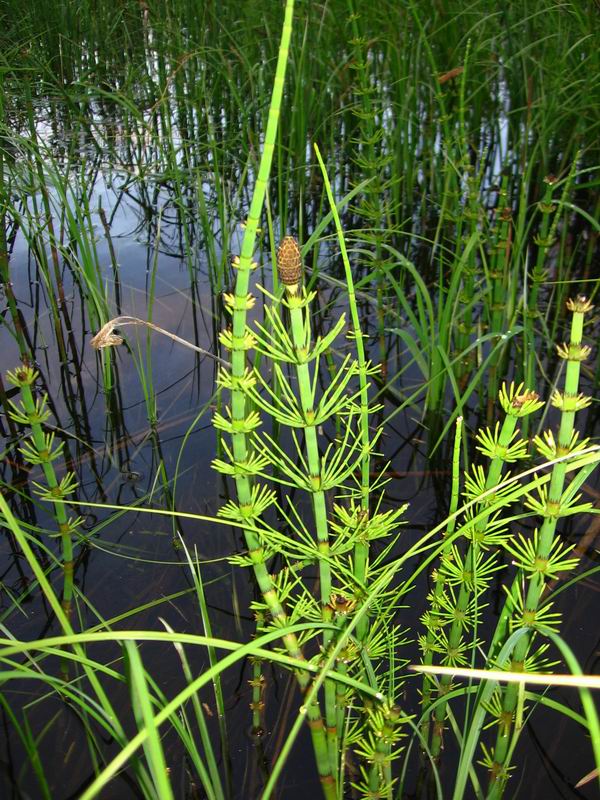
[486,175,513,417]
[486,296,595,797]
[528,166,579,331]
[419,415,463,740]
[244,235,408,798]
[5,366,83,618]
[346,0,395,381]
[424,382,544,759]
[522,162,579,412]
[275,234,337,766]
[210,1,336,795]
[310,143,414,793]
[245,234,369,777]
[313,143,376,643]
[0,3,598,797]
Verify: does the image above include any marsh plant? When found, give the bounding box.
[213,216,600,797]
[214,228,410,796]
[5,365,83,618]
[0,0,598,799]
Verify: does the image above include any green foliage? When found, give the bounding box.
[0,0,597,798]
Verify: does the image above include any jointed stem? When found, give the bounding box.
[313,144,372,639]
[7,368,76,617]
[488,297,593,797]
[420,416,463,740]
[429,385,542,759]
[215,3,335,795]
[285,283,338,775]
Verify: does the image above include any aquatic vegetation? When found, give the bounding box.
[487,297,597,795]
[0,1,598,798]
[5,366,82,617]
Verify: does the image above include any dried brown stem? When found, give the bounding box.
[90,316,231,366]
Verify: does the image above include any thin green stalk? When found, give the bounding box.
[214,3,335,795]
[488,296,594,796]
[313,143,372,640]
[279,247,337,774]
[429,384,543,758]
[6,367,79,617]
[125,642,175,800]
[178,541,230,798]
[420,416,463,738]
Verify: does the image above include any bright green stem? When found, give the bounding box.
[219,3,334,795]
[12,375,75,616]
[421,417,463,738]
[430,409,523,758]
[314,144,371,642]
[287,293,332,601]
[487,175,512,416]
[287,288,337,773]
[488,299,590,797]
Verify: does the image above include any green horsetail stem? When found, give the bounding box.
[523,175,557,400]
[277,237,332,602]
[488,296,594,797]
[313,144,372,642]
[346,1,391,382]
[277,234,338,772]
[6,366,79,617]
[213,2,335,795]
[524,163,578,417]
[487,175,512,418]
[429,384,543,759]
[455,42,477,379]
[420,416,463,739]
[529,166,578,328]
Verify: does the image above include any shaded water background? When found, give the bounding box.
[0,2,599,798]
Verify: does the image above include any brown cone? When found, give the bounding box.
[277,236,302,287]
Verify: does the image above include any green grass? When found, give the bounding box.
[0,0,598,797]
